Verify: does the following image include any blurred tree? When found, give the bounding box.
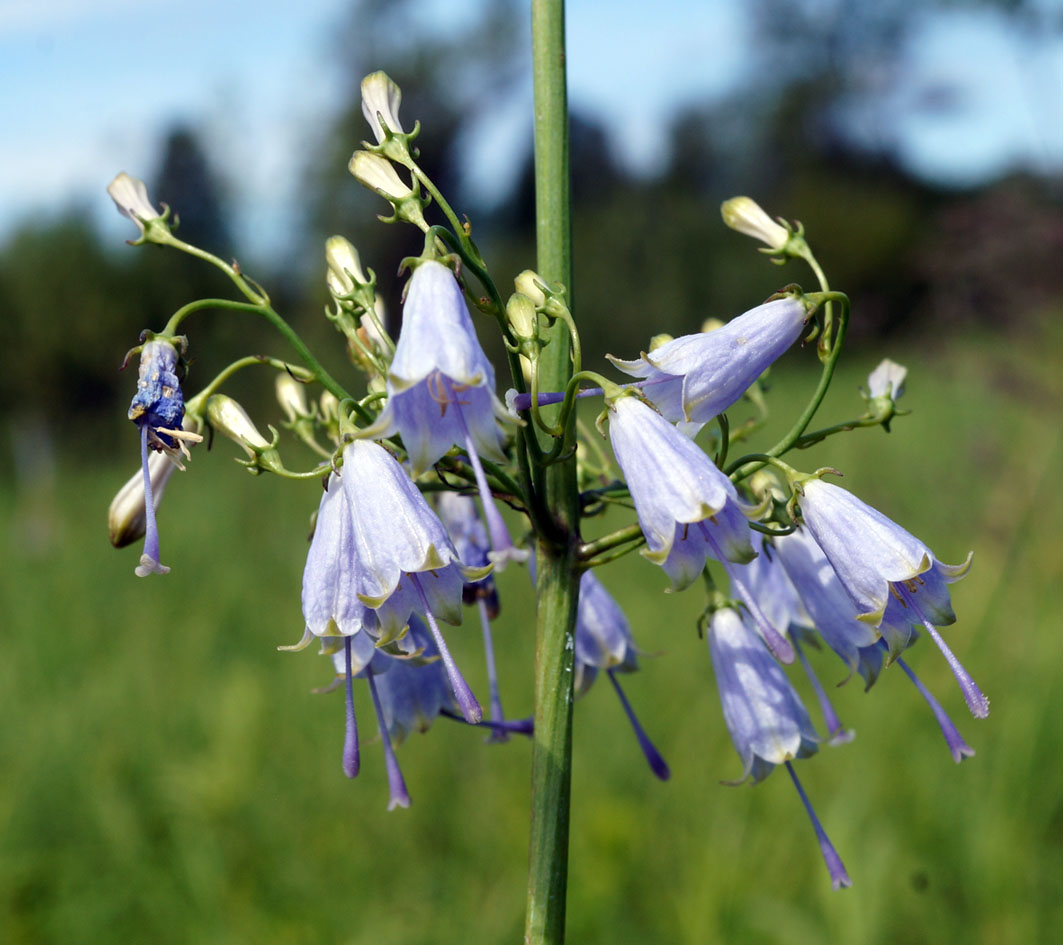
[153,126,233,254]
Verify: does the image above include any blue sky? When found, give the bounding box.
[2,0,1060,257]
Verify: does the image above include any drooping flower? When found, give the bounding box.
[363,259,524,565]
[732,539,855,743]
[773,527,880,676]
[707,606,850,890]
[126,339,202,576]
[575,569,669,780]
[339,439,487,723]
[606,295,811,430]
[797,478,987,718]
[607,394,793,662]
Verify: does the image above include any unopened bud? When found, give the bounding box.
[721,196,790,251]
[275,373,311,424]
[349,151,414,200]
[108,451,178,548]
[514,270,548,308]
[206,395,271,457]
[107,172,163,237]
[701,317,725,334]
[648,333,673,351]
[326,235,368,298]
[319,391,340,423]
[506,293,539,343]
[866,358,907,401]
[361,71,405,144]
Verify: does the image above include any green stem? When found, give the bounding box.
[163,298,361,417]
[578,523,644,562]
[526,3,578,944]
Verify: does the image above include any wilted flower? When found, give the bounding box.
[607,394,793,662]
[797,478,987,719]
[707,606,850,890]
[607,295,811,431]
[575,569,669,780]
[720,196,791,251]
[126,339,202,576]
[107,172,162,236]
[365,259,524,565]
[361,70,405,144]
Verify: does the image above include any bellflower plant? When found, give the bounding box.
[104,22,990,936]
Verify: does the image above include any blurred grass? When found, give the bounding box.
[2,314,1061,944]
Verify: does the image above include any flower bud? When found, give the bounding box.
[275,373,311,424]
[348,151,414,200]
[648,332,673,352]
[206,394,271,457]
[506,293,539,344]
[866,358,907,401]
[319,390,340,423]
[107,172,162,236]
[721,196,790,251]
[325,235,369,298]
[108,450,178,548]
[700,317,725,334]
[361,71,405,144]
[514,270,548,308]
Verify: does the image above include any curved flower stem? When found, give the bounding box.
[162,298,362,416]
[184,356,314,417]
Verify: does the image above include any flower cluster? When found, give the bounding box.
[106,68,986,890]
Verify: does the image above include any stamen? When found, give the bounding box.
[366,669,411,809]
[895,583,989,719]
[134,423,170,577]
[444,378,527,568]
[889,584,907,607]
[342,636,360,778]
[896,657,975,763]
[785,761,852,890]
[477,598,509,743]
[792,634,854,745]
[607,669,670,780]
[410,573,483,724]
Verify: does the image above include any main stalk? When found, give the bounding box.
[524,2,579,944]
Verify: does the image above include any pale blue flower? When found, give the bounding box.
[607,296,809,429]
[575,570,669,780]
[364,259,524,566]
[707,606,851,890]
[608,395,793,662]
[797,479,987,718]
[339,439,486,723]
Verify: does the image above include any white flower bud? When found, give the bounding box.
[361,71,404,144]
[348,151,414,200]
[108,450,178,548]
[514,270,548,307]
[867,358,907,400]
[720,196,790,251]
[275,373,311,424]
[325,235,368,297]
[206,394,271,455]
[107,172,162,234]
[506,293,538,342]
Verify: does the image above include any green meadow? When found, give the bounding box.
[2,315,1060,944]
